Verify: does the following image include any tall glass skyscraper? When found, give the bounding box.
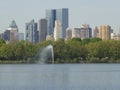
[56,8,68,38]
[46,9,56,36]
[46,8,68,39]
[25,19,38,43]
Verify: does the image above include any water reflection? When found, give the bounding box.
[0,64,120,90]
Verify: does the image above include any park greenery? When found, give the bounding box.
[0,38,120,64]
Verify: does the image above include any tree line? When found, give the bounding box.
[0,38,120,64]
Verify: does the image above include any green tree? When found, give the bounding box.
[81,38,90,45]
[66,39,88,62]
[0,39,5,46]
[53,39,66,63]
[90,38,102,43]
[71,38,82,42]
[0,44,13,60]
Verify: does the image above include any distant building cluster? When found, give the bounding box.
[0,20,24,42]
[72,24,92,39]
[0,8,120,43]
[94,25,120,40]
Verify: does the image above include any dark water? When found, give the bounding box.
[0,64,120,90]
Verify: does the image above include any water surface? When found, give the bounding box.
[0,64,120,90]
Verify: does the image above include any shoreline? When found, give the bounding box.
[0,59,120,64]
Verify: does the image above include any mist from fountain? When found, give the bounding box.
[36,45,54,64]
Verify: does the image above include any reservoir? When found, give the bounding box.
[0,64,120,90]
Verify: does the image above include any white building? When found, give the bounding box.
[66,28,72,40]
[72,28,80,38]
[54,20,62,41]
[111,33,120,40]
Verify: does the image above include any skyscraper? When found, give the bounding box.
[80,24,92,39]
[6,20,19,41]
[4,30,10,41]
[99,25,111,40]
[56,8,68,38]
[18,33,24,40]
[39,19,47,42]
[46,8,68,39]
[25,19,38,43]
[46,9,56,35]
[66,28,72,40]
[72,28,81,38]
[72,24,92,39]
[94,27,99,38]
[54,20,62,41]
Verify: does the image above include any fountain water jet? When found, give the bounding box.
[36,45,54,64]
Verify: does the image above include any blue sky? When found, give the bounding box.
[0,0,120,33]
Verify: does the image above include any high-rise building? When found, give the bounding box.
[94,27,99,38]
[56,8,68,38]
[18,33,24,40]
[72,28,81,38]
[66,28,72,40]
[39,19,47,42]
[46,8,68,39]
[0,33,4,40]
[72,24,92,39]
[80,24,92,39]
[98,25,111,40]
[4,30,10,41]
[6,20,19,41]
[25,19,38,43]
[54,20,62,41]
[46,9,56,35]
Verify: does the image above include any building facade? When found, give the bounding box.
[25,19,38,43]
[111,33,120,40]
[72,28,81,38]
[18,33,24,40]
[80,24,92,39]
[46,9,56,36]
[54,20,62,41]
[46,8,68,39]
[66,28,72,40]
[39,19,47,42]
[0,33,4,40]
[56,8,68,38]
[98,25,111,40]
[6,20,19,41]
[4,30,10,41]
[72,24,92,39]
[94,27,99,38]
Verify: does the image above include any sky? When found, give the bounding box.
[0,0,120,33]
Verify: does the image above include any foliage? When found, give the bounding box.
[0,38,120,63]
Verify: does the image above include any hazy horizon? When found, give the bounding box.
[0,0,120,33]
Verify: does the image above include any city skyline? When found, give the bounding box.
[46,8,68,38]
[0,0,120,33]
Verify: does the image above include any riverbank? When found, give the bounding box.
[0,60,35,64]
[0,58,120,64]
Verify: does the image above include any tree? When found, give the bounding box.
[90,38,102,43]
[0,39,5,47]
[71,38,82,42]
[81,38,90,45]
[53,39,66,62]
[0,44,13,60]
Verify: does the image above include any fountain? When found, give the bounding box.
[36,45,54,64]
